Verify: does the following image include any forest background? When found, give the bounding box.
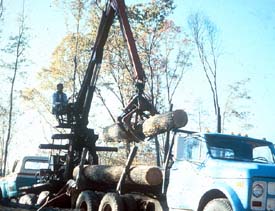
[0,0,275,174]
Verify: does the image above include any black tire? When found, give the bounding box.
[203,198,232,211]
[75,190,99,211]
[122,194,138,211]
[98,192,124,211]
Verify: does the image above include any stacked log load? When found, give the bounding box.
[73,165,163,194]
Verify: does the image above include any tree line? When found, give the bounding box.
[0,0,252,175]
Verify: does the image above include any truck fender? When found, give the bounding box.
[197,183,244,211]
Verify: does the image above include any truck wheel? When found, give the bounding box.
[122,194,137,211]
[75,190,99,211]
[98,192,124,211]
[203,198,232,211]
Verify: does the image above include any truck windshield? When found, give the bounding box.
[24,159,49,170]
[205,134,275,163]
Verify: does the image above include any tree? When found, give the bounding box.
[95,0,191,163]
[162,22,191,107]
[33,0,191,166]
[36,0,91,95]
[222,78,253,132]
[66,0,89,100]
[0,0,4,173]
[0,0,3,19]
[0,105,7,174]
[188,12,221,132]
[142,19,191,163]
[1,0,29,175]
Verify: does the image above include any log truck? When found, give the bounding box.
[35,0,187,210]
[7,2,271,211]
[33,1,275,211]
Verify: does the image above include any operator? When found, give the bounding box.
[52,83,68,115]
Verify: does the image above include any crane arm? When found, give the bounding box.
[75,0,151,129]
[59,0,154,177]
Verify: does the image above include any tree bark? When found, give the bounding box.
[73,165,163,186]
[143,109,188,136]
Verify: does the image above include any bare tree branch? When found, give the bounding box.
[0,0,3,19]
[95,88,116,122]
[188,12,221,131]
[3,0,27,175]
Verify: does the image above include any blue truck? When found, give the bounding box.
[167,132,275,211]
[0,156,49,200]
[2,135,275,211]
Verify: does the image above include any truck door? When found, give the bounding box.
[168,136,208,209]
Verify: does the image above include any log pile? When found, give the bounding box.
[101,109,188,142]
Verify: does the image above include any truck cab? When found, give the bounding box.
[0,156,49,200]
[167,133,275,211]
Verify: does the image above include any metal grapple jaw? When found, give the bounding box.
[117,96,157,142]
[117,81,157,142]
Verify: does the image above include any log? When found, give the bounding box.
[101,123,128,142]
[73,165,163,186]
[101,109,188,142]
[142,109,188,137]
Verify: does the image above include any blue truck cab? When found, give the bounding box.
[167,133,275,211]
[0,156,49,200]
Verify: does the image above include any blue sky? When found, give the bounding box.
[1,0,275,157]
[171,0,275,139]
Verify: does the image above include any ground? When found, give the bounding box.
[0,205,32,211]
[0,205,78,211]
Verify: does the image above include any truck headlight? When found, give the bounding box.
[253,184,264,198]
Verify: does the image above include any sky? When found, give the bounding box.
[172,0,275,139]
[1,0,275,159]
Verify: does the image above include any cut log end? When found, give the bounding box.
[173,109,188,128]
[145,167,163,186]
[101,124,128,142]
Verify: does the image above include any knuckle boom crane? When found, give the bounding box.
[38,0,187,210]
